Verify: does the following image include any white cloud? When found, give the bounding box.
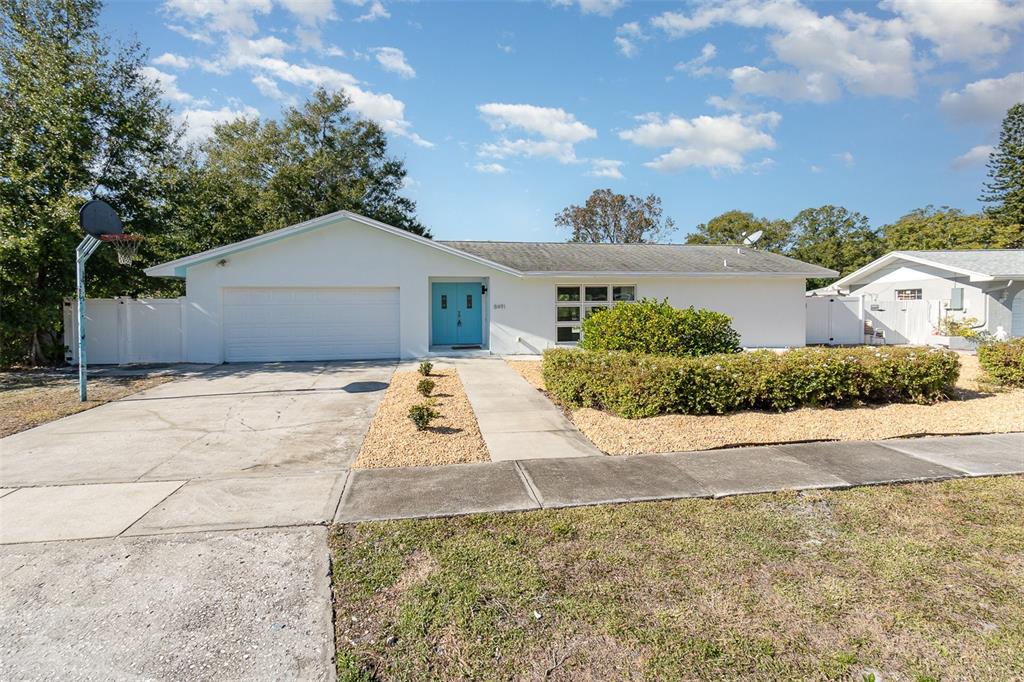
[372,47,415,79]
[834,151,855,167]
[478,103,596,143]
[164,0,272,36]
[477,103,597,164]
[614,21,645,57]
[810,164,823,173]
[729,66,840,103]
[652,0,916,101]
[881,0,1024,65]
[952,144,994,169]
[675,42,717,76]
[324,46,346,57]
[940,73,1024,126]
[141,66,207,105]
[153,52,191,69]
[614,36,638,58]
[619,111,780,172]
[587,158,625,179]
[473,162,509,174]
[553,0,625,16]
[251,74,293,102]
[355,0,389,22]
[167,23,214,44]
[278,0,335,25]
[176,104,261,143]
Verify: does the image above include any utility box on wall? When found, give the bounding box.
[949,287,964,311]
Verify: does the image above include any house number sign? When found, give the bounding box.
[493,303,506,310]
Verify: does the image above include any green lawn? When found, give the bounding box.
[330,477,1024,681]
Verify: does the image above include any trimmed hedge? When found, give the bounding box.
[543,346,960,419]
[978,339,1024,387]
[579,299,741,357]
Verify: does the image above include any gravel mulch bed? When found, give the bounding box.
[0,371,172,438]
[354,369,490,468]
[505,354,1024,455]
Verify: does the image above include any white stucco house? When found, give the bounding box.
[141,210,836,363]
[813,250,1024,339]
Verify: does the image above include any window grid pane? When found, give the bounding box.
[557,286,581,302]
[585,286,608,302]
[557,306,581,322]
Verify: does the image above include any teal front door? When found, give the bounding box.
[431,282,482,346]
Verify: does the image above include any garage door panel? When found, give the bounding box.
[223,287,399,362]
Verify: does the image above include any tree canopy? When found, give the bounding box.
[981,103,1024,237]
[879,206,1020,251]
[555,189,676,244]
[0,0,426,366]
[0,0,179,364]
[685,210,792,252]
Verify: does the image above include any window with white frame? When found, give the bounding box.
[555,284,635,343]
[895,288,922,300]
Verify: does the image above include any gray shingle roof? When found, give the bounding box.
[894,250,1024,277]
[439,241,837,277]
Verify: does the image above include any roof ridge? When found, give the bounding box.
[438,240,747,247]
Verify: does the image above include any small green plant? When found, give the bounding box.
[937,315,982,339]
[408,401,440,430]
[978,338,1024,387]
[416,378,435,397]
[418,360,433,376]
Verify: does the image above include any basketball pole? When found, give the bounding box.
[76,234,101,402]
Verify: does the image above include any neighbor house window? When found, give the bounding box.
[555,284,635,343]
[895,289,922,300]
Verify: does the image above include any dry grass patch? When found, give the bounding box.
[507,355,1024,455]
[331,477,1024,681]
[355,369,489,468]
[0,370,171,438]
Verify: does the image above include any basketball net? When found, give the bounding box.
[98,233,144,265]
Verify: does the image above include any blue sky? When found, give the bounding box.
[106,0,1024,241]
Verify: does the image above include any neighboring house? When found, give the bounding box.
[812,250,1024,340]
[139,211,835,363]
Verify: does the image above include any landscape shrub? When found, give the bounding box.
[579,299,741,357]
[416,378,436,397]
[408,401,440,430]
[418,361,433,376]
[542,346,960,419]
[978,338,1024,387]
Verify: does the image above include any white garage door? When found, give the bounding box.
[223,287,400,362]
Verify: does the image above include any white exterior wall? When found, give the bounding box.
[845,263,1023,336]
[178,219,809,362]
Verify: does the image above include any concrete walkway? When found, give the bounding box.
[335,432,1024,522]
[454,358,601,461]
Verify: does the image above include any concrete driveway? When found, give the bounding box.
[1,361,394,542]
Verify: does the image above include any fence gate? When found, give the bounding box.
[63,297,184,365]
[806,296,863,345]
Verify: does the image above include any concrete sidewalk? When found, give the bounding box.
[335,433,1024,522]
[455,358,601,461]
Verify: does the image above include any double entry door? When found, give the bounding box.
[431,282,482,346]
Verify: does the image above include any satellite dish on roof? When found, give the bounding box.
[742,229,763,246]
[79,199,123,237]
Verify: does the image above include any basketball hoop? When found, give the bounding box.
[98,233,144,265]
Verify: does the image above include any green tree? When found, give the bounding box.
[981,102,1024,240]
[176,88,430,251]
[0,0,181,365]
[881,205,1020,250]
[555,189,675,243]
[788,205,883,289]
[685,210,792,252]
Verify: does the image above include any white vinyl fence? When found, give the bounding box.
[806,295,941,346]
[862,299,939,345]
[63,298,185,365]
[805,296,863,345]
